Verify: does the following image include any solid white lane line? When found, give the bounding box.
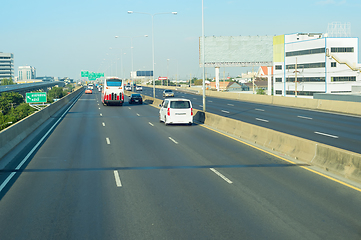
[298,115,313,120]
[221,110,230,114]
[149,122,154,126]
[227,104,234,106]
[255,108,265,112]
[314,131,339,139]
[106,138,111,144]
[210,168,233,184]
[256,118,269,123]
[102,122,105,127]
[169,137,178,144]
[0,91,83,193]
[113,171,122,187]
[0,172,16,193]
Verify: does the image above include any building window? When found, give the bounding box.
[286,91,321,96]
[331,47,354,53]
[331,62,336,67]
[286,77,325,82]
[275,78,282,82]
[275,90,282,95]
[286,47,325,57]
[275,65,282,70]
[286,62,325,70]
[331,76,356,82]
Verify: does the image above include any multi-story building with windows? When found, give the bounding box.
[0,52,14,80]
[18,66,36,81]
[273,33,361,97]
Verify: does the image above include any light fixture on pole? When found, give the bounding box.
[128,10,177,99]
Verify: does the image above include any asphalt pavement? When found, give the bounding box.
[140,86,361,154]
[0,91,360,239]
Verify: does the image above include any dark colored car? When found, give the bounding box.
[129,93,143,104]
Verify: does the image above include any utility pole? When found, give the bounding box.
[223,67,225,91]
[252,64,255,94]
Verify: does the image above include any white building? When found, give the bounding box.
[0,52,14,80]
[18,66,36,81]
[273,33,361,97]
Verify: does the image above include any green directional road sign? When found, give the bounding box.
[26,92,47,103]
[81,71,104,80]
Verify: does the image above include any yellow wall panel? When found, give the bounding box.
[273,35,284,63]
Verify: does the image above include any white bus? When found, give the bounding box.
[101,77,124,106]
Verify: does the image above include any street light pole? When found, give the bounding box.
[128,11,177,99]
[202,0,206,112]
[167,59,170,87]
[151,14,155,98]
[115,35,148,85]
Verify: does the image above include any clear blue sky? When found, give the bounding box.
[2,0,360,80]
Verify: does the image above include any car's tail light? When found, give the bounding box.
[167,108,170,116]
[191,108,193,116]
[122,93,124,101]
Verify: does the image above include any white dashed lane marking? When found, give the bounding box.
[210,168,233,184]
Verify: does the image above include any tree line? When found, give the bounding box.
[0,78,74,131]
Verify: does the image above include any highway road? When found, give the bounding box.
[140,86,361,154]
[0,91,360,239]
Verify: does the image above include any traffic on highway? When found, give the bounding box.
[0,90,360,239]
[140,86,361,154]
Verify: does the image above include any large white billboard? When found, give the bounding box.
[199,36,273,67]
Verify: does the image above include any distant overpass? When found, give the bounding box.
[0,81,66,96]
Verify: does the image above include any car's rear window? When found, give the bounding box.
[170,101,190,109]
[106,79,122,86]
[165,90,172,92]
[132,94,141,97]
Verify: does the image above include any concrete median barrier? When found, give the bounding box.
[193,108,361,183]
[0,87,83,161]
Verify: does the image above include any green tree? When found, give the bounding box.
[0,102,36,131]
[0,92,24,115]
[193,79,203,85]
[256,88,266,95]
[47,87,67,102]
[1,78,15,86]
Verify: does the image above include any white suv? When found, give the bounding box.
[159,98,193,125]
